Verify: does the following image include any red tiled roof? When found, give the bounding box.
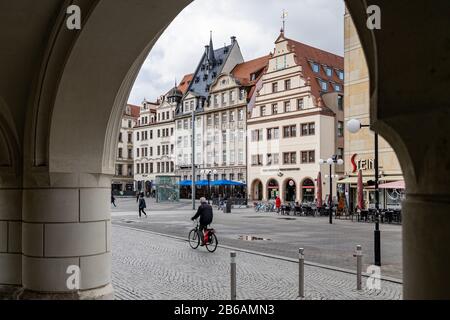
[231,55,270,99]
[285,36,344,100]
[178,73,194,94]
[126,104,141,118]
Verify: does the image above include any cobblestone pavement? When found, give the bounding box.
[112,225,402,300]
[111,198,403,279]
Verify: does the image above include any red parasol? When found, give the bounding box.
[316,172,323,207]
[357,169,365,210]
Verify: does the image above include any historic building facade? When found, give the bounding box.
[340,9,403,211]
[174,35,245,181]
[133,100,158,194]
[247,32,345,203]
[111,104,140,195]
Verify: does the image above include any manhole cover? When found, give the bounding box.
[239,235,271,241]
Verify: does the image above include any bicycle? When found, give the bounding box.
[188,220,218,253]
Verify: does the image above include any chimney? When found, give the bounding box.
[231,36,236,44]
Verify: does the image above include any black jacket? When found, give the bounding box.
[192,203,213,225]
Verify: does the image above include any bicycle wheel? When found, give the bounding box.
[188,229,200,249]
[205,233,218,253]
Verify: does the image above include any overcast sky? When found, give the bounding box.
[128,0,344,105]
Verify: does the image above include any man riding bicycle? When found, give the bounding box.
[191,197,213,246]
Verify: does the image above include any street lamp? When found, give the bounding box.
[319,156,344,224]
[347,118,381,267]
[200,169,217,204]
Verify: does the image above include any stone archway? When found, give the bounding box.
[301,178,315,203]
[1,0,450,300]
[283,178,296,202]
[251,179,263,201]
[266,179,280,200]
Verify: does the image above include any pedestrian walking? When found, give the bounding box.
[111,194,117,207]
[136,191,140,203]
[138,194,148,218]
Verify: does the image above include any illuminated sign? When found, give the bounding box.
[351,154,375,173]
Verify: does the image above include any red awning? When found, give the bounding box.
[379,180,405,189]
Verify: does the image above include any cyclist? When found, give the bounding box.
[191,197,213,246]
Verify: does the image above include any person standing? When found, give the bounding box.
[138,194,148,218]
[275,196,281,213]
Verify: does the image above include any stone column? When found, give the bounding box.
[0,184,22,298]
[18,173,114,299]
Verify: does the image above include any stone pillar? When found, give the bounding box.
[0,186,22,298]
[17,173,114,299]
[403,195,450,299]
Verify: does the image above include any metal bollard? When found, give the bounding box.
[354,245,363,290]
[230,251,236,300]
[298,248,305,298]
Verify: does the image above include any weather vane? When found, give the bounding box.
[281,9,288,33]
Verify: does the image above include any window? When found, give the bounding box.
[297,98,304,110]
[229,173,235,181]
[128,149,132,159]
[214,113,219,125]
[157,146,160,156]
[222,93,226,105]
[320,80,328,91]
[150,163,154,173]
[311,62,320,73]
[334,84,341,92]
[119,133,123,142]
[214,95,219,107]
[261,106,266,116]
[267,127,279,140]
[136,163,140,174]
[251,154,263,166]
[301,150,315,164]
[207,115,212,126]
[230,150,235,164]
[338,95,344,111]
[283,152,297,164]
[150,147,153,156]
[239,89,245,100]
[128,120,132,128]
[230,91,235,104]
[238,149,244,164]
[284,101,291,112]
[222,150,227,164]
[238,109,244,121]
[136,132,140,141]
[157,130,160,138]
[338,121,344,137]
[325,66,333,77]
[267,153,279,165]
[118,148,123,158]
[222,131,227,144]
[196,134,201,146]
[222,112,227,123]
[301,122,315,136]
[183,119,188,129]
[283,125,297,138]
[251,129,263,142]
[177,121,182,130]
[272,82,278,93]
[337,70,344,80]
[272,104,278,115]
[229,131,235,143]
[285,79,291,90]
[136,149,140,158]
[229,111,235,122]
[149,130,153,139]
[128,133,132,143]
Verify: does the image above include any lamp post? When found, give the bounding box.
[200,169,217,204]
[347,118,381,267]
[319,156,344,224]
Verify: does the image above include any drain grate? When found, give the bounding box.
[239,235,271,241]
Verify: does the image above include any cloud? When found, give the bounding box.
[128,0,344,105]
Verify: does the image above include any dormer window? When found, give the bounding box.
[195,76,200,83]
[320,80,328,91]
[325,66,333,77]
[201,65,205,71]
[334,84,341,92]
[337,70,344,80]
[311,62,320,73]
[203,74,208,81]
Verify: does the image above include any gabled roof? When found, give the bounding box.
[284,36,344,99]
[177,74,194,94]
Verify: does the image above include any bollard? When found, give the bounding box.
[298,248,305,298]
[230,251,236,300]
[354,245,363,290]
